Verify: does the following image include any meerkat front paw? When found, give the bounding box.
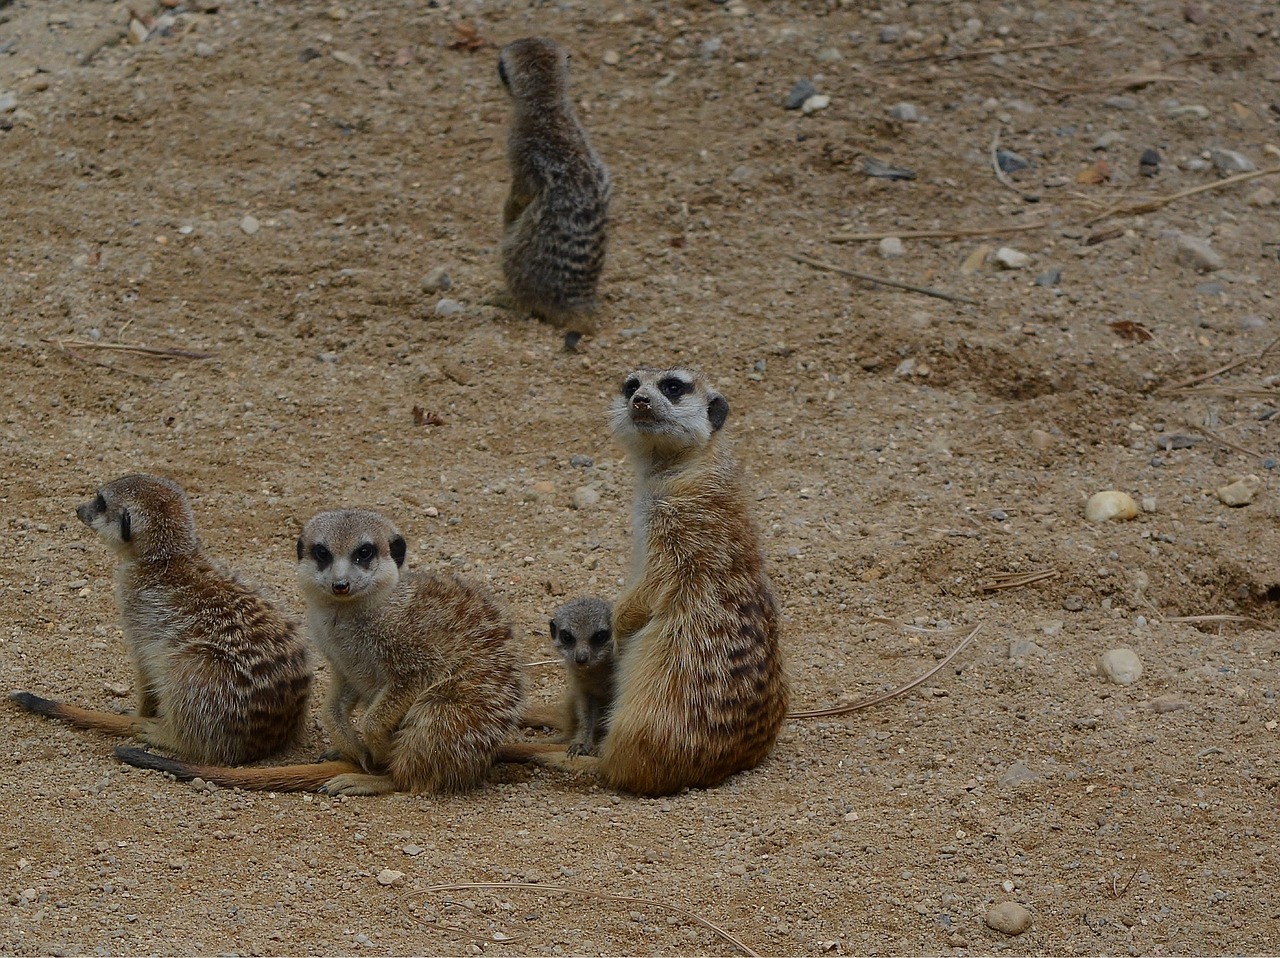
[318,773,395,797]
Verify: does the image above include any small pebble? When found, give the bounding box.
[0,93,17,114]
[571,487,600,510]
[1246,186,1276,207]
[317,351,339,363]
[1030,428,1055,450]
[1216,474,1260,507]
[1175,234,1223,273]
[402,844,423,857]
[801,94,830,115]
[985,902,1033,936]
[997,762,1037,788]
[995,149,1031,173]
[1100,648,1143,686]
[1062,595,1085,612]
[888,102,919,122]
[1033,269,1061,287]
[1167,104,1209,119]
[195,42,216,58]
[1104,95,1138,110]
[602,50,620,66]
[1085,490,1138,522]
[376,869,405,887]
[1209,148,1256,173]
[1092,131,1125,151]
[994,247,1029,269]
[420,268,451,292]
[879,236,905,259]
[239,215,260,236]
[1141,496,1157,513]
[879,25,903,43]
[434,298,464,317]
[1139,148,1161,176]
[783,78,816,110]
[569,454,595,468]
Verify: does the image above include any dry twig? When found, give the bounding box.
[1183,422,1264,460]
[791,253,977,306]
[1158,334,1280,393]
[789,623,981,718]
[830,221,1048,243]
[881,35,1089,66]
[1085,164,1280,224]
[420,882,759,957]
[44,337,215,360]
[978,569,1060,592]
[1165,614,1265,627]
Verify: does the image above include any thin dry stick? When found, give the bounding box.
[990,128,1038,202]
[1085,164,1280,224]
[1165,614,1264,627]
[1158,334,1280,393]
[882,35,1089,65]
[44,337,216,360]
[420,882,760,958]
[979,569,1060,592]
[1184,422,1264,460]
[791,253,978,306]
[523,658,560,668]
[831,221,1048,243]
[789,623,981,718]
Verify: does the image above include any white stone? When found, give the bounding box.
[1100,648,1143,685]
[994,247,1029,269]
[1084,491,1138,522]
[434,298,464,317]
[985,902,1033,935]
[878,236,905,258]
[570,486,600,511]
[239,215,260,236]
[801,94,830,114]
[1217,474,1261,507]
[376,869,405,886]
[1175,234,1223,272]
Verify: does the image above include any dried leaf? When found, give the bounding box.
[448,21,489,53]
[1108,319,1153,342]
[1075,158,1112,185]
[412,406,445,427]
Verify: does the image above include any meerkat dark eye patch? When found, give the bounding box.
[708,393,730,432]
[119,509,132,542]
[590,629,611,646]
[389,535,407,567]
[310,543,333,570]
[353,542,377,567]
[658,376,692,400]
[94,493,106,513]
[622,376,640,400]
[557,629,576,646]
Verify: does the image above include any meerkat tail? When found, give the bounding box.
[114,746,361,792]
[10,692,144,736]
[520,703,566,730]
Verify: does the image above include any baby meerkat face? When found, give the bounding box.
[76,474,197,560]
[549,597,614,669]
[296,510,406,605]
[609,366,729,452]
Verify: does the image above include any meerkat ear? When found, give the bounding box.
[119,509,132,542]
[497,57,509,88]
[707,392,729,432]
[389,535,407,567]
[549,620,559,640]
[296,536,305,561]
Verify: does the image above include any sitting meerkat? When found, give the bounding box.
[546,596,616,757]
[11,474,312,765]
[498,36,611,338]
[116,509,526,796]
[502,367,790,795]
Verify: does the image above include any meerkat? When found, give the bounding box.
[501,367,789,796]
[116,509,526,796]
[10,474,312,765]
[545,596,616,756]
[498,36,610,338]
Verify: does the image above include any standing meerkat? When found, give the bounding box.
[498,36,611,338]
[10,474,312,765]
[117,509,526,796]
[502,368,789,795]
[546,596,616,756]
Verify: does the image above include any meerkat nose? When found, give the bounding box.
[632,394,650,409]
[574,649,590,665]
[332,581,350,596]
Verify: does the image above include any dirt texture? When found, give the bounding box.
[3,0,1280,955]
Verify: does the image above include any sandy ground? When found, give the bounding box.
[2,0,1279,954]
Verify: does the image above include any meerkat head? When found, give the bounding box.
[296,510,407,606]
[76,474,199,562]
[549,597,614,669]
[609,366,730,459]
[497,37,570,105]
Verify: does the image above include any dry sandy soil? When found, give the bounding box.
[2,0,1279,954]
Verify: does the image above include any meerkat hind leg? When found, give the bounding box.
[319,772,396,797]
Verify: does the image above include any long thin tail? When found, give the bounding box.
[114,746,361,792]
[10,691,143,736]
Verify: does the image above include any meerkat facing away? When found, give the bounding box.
[501,368,789,795]
[11,474,312,765]
[117,509,526,796]
[498,36,610,337]
[548,596,615,756]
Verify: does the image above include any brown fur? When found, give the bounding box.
[120,510,526,796]
[498,36,610,333]
[12,474,312,765]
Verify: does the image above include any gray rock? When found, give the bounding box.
[879,236,905,258]
[985,902,1033,936]
[783,78,816,110]
[420,267,451,292]
[1062,595,1085,612]
[1210,148,1256,173]
[1139,148,1161,176]
[434,298,464,317]
[1034,268,1061,287]
[995,149,1031,173]
[317,352,339,363]
[998,761,1038,788]
[0,92,18,113]
[569,454,595,468]
[1092,131,1125,151]
[570,486,600,510]
[1104,95,1138,110]
[239,214,260,236]
[1175,234,1223,272]
[994,247,1029,269]
[1100,648,1143,685]
[879,25,903,43]
[888,102,920,122]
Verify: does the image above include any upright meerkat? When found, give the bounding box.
[10,474,312,765]
[547,596,616,756]
[117,509,526,796]
[502,368,789,795]
[498,36,610,336]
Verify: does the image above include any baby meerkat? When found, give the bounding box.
[11,474,312,765]
[117,509,526,797]
[502,368,789,795]
[549,597,615,756]
[498,36,611,336]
